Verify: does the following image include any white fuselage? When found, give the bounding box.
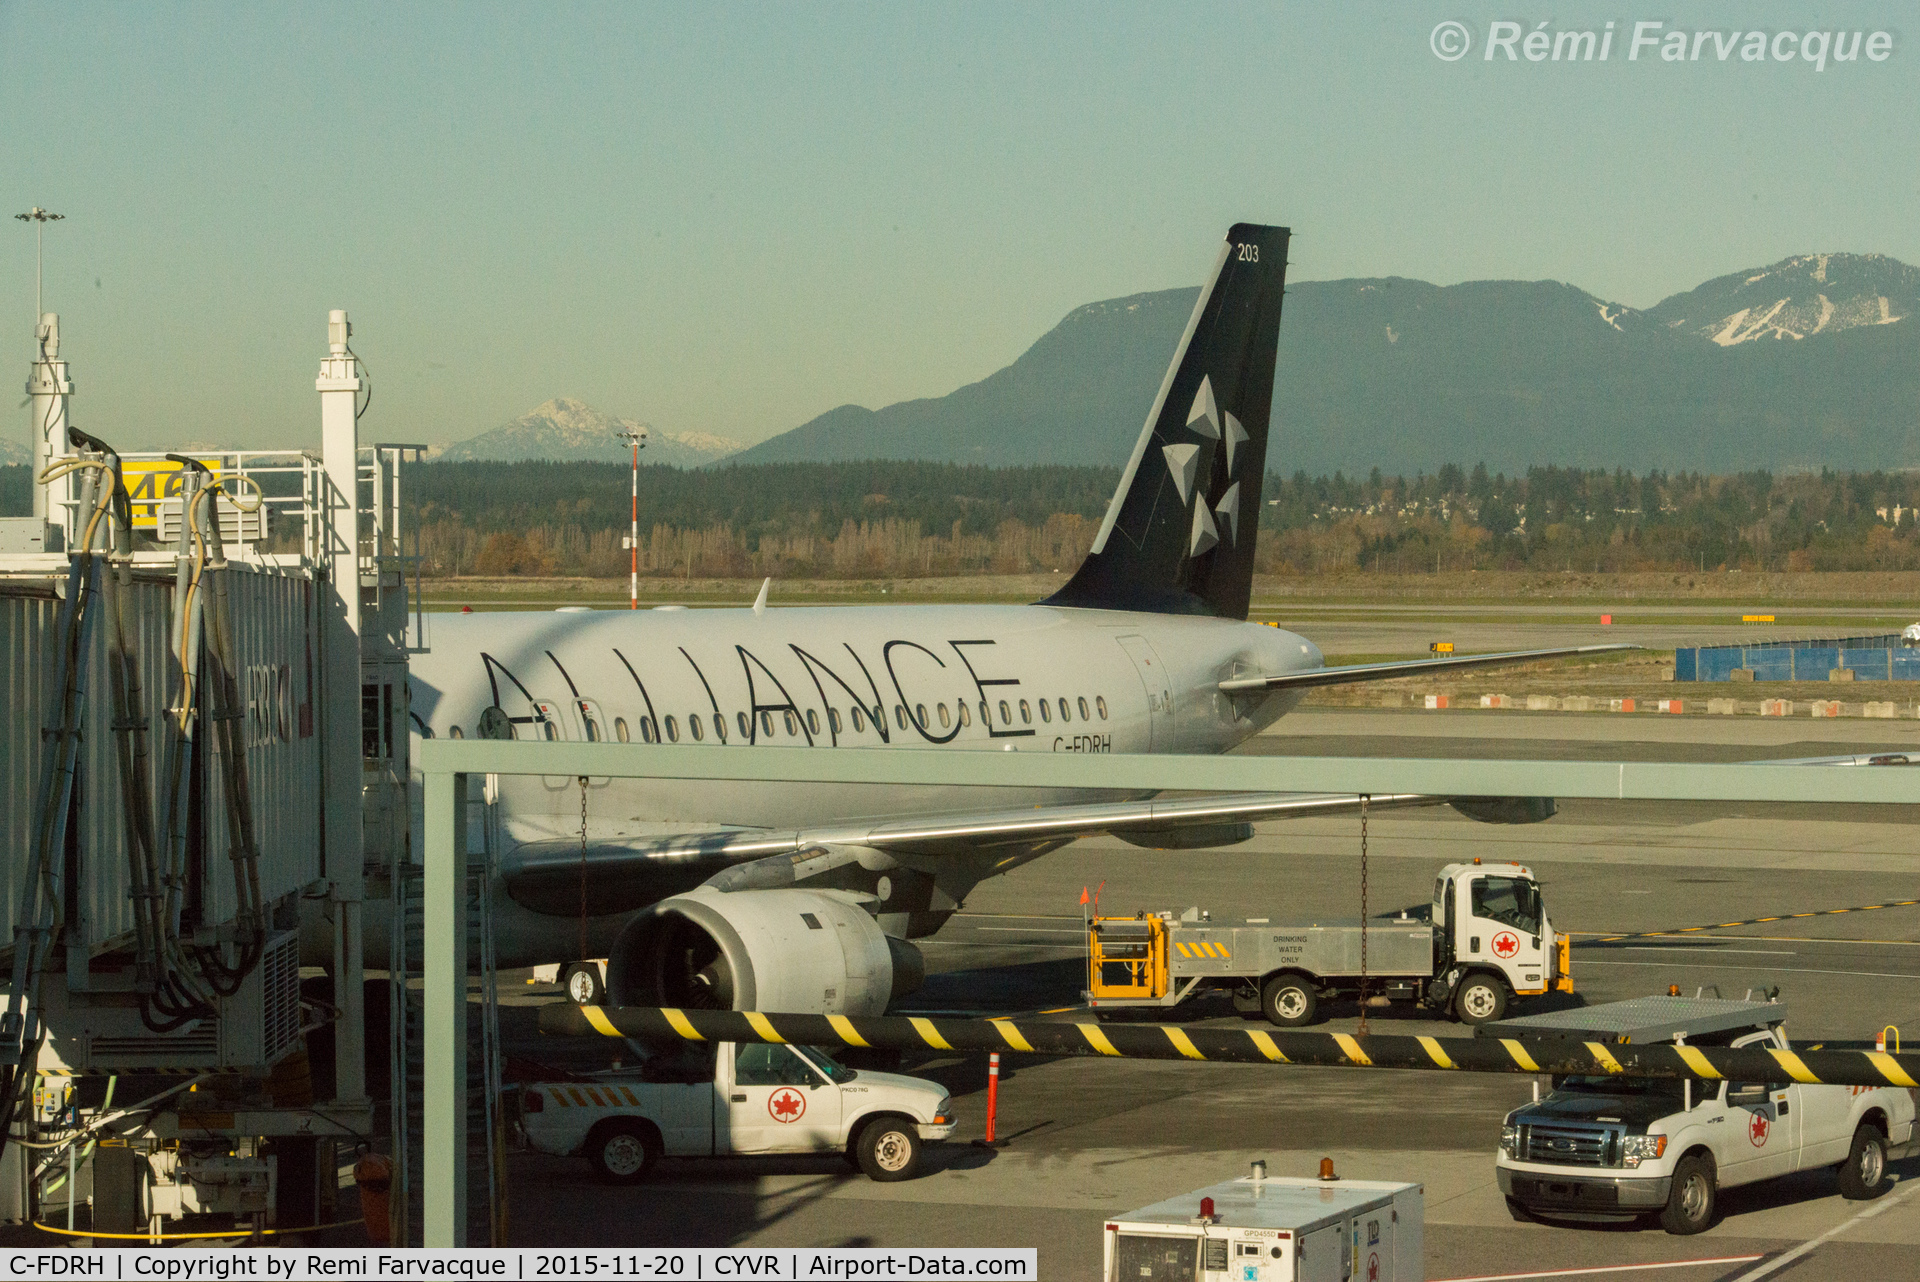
[397,603,1320,966]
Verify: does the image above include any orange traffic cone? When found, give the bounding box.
[354,1151,395,1246]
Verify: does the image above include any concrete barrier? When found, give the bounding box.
[1809,700,1843,718]
[1423,694,1449,710]
[1525,695,1557,711]
[1708,698,1738,715]
[1657,699,1683,714]
[1562,696,1595,712]
[1760,699,1792,716]
[1609,697,1636,713]
[1863,701,1898,719]
[1479,694,1511,709]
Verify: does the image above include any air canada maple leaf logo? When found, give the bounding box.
[769,1087,806,1123]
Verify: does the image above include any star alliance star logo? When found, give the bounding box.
[1162,375,1247,557]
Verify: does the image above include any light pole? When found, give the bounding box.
[616,426,647,609]
[14,207,63,321]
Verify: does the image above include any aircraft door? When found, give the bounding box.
[1116,635,1175,751]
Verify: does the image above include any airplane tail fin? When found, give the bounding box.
[1045,223,1290,620]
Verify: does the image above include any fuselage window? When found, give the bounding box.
[851,706,866,732]
[956,701,969,727]
[664,715,679,743]
[1039,699,1051,723]
[449,725,464,739]
[542,720,557,741]
[738,711,751,740]
[998,699,1011,724]
[713,713,727,742]
[1058,697,1070,722]
[581,703,601,741]
[761,711,774,738]
[1019,699,1031,724]
[806,709,820,736]
[1078,697,1090,721]
[895,705,908,731]
[688,714,703,741]
[914,703,928,730]
[1096,696,1108,720]
[614,717,629,743]
[641,717,657,743]
[828,707,842,735]
[784,710,799,737]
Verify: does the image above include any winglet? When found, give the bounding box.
[752,577,771,616]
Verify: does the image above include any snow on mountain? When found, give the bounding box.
[440,397,742,467]
[1642,253,1918,346]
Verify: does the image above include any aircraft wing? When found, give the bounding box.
[499,788,1559,915]
[1217,644,1639,693]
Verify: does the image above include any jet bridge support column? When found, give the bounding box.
[422,769,468,1247]
[26,313,72,532]
[318,310,368,1108]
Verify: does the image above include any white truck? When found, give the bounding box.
[1491,995,1917,1234]
[517,1039,955,1183]
[1105,1165,1422,1282]
[1087,860,1570,1026]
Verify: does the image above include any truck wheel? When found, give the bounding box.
[1659,1153,1715,1234]
[1837,1124,1890,1200]
[855,1116,923,1182]
[587,1119,658,1185]
[562,963,605,1006]
[1454,976,1506,1025]
[1261,976,1318,1027]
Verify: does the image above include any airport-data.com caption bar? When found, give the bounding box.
[1430,20,1895,68]
[0,1250,1036,1282]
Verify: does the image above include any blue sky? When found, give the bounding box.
[1,2,1912,452]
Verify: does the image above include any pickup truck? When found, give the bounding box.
[518,1039,956,1183]
[1087,859,1571,1025]
[1490,995,1917,1234]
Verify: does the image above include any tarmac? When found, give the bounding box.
[501,708,1920,1279]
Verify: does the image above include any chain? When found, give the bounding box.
[1357,794,1370,1036]
[578,777,590,965]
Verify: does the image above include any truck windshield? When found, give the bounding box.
[1556,1075,1685,1101]
[1472,877,1541,935]
[799,1045,858,1084]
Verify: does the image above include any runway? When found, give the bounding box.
[503,709,1920,1278]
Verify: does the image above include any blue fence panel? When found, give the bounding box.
[1893,653,1920,681]
[1745,650,1794,681]
[1840,649,1894,679]
[1796,648,1840,679]
[1674,649,1697,681]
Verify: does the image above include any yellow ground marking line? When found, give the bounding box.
[662,1007,704,1040]
[1587,899,1920,944]
[1416,1036,1455,1069]
[1331,1033,1372,1066]
[1163,1028,1206,1060]
[744,1011,785,1044]
[1246,1030,1289,1062]
[1078,1023,1122,1056]
[908,1016,952,1050]
[989,1020,1034,1052]
[827,1014,870,1047]
[581,1005,623,1037]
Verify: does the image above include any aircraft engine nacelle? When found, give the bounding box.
[1448,796,1556,824]
[605,885,923,1017]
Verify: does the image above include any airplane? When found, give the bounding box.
[398,223,1627,1019]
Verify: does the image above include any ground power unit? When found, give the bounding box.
[1105,1168,1421,1282]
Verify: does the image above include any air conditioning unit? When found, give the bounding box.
[38,932,303,1074]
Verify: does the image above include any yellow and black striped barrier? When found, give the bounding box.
[540,1004,1920,1090]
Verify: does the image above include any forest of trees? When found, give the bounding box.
[11,459,1920,576]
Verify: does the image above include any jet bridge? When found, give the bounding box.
[0,310,424,1237]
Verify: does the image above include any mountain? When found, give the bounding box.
[441,397,741,468]
[727,253,1920,476]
